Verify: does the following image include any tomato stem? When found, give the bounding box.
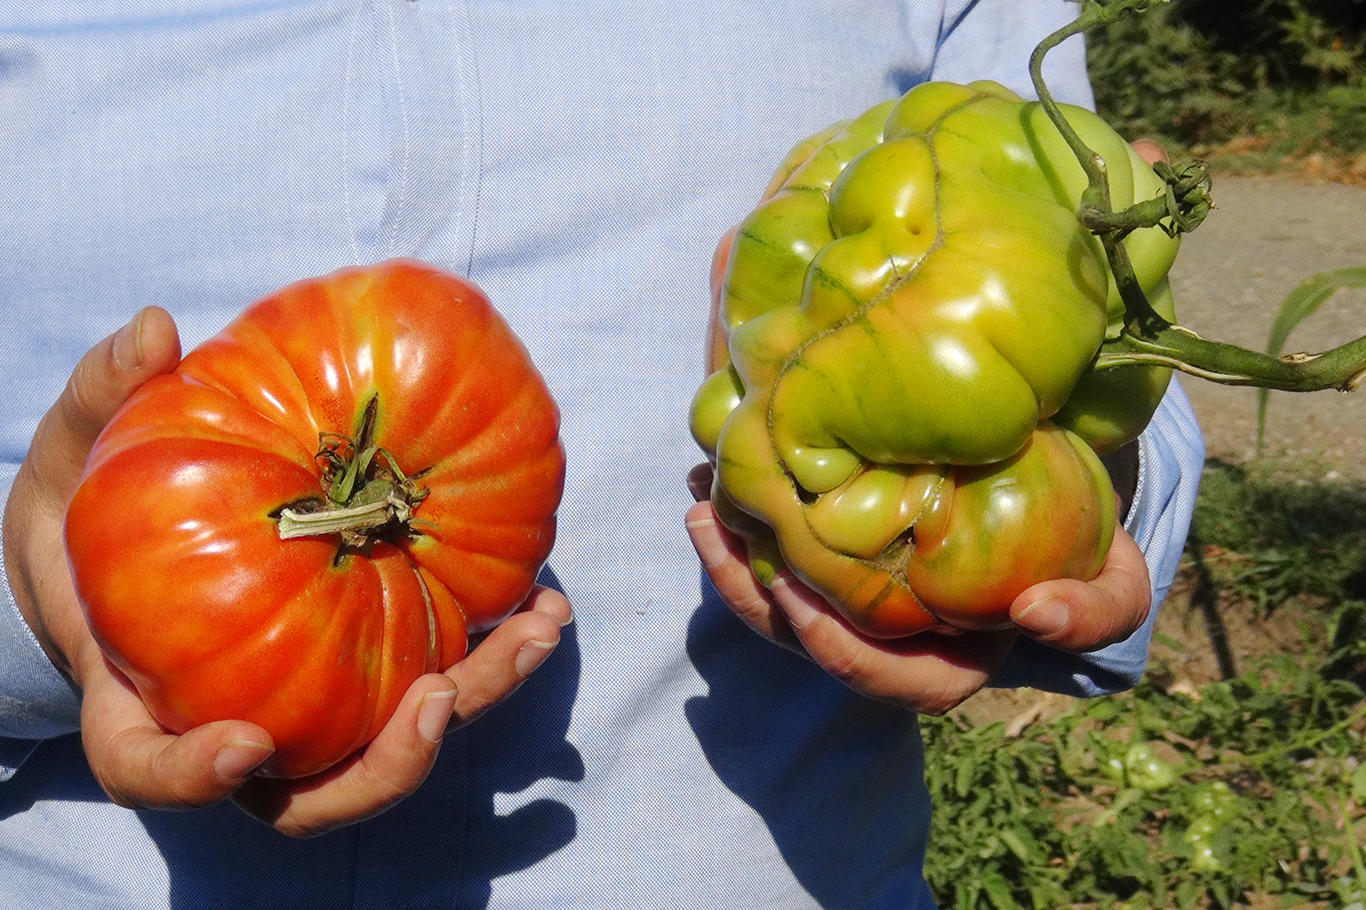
[275,395,429,545]
[277,491,419,540]
[1093,324,1366,392]
[1030,0,1366,396]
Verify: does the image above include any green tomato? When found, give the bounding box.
[1102,754,1128,783]
[690,79,1177,637]
[1123,742,1180,791]
[1189,781,1239,821]
[1182,814,1231,873]
[1051,280,1177,454]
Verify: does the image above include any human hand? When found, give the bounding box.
[684,463,1150,715]
[1130,138,1168,166]
[231,583,570,837]
[1,308,570,836]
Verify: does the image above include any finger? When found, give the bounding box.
[6,308,182,676]
[686,462,713,503]
[512,581,573,626]
[1009,524,1152,653]
[1131,138,1169,166]
[234,587,570,836]
[27,307,180,504]
[684,501,803,652]
[769,574,1016,715]
[232,674,458,838]
[444,588,569,728]
[80,657,274,812]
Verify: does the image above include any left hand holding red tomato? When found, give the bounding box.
[232,580,570,837]
[685,462,1149,715]
[3,299,570,838]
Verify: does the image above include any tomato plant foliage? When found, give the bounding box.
[923,463,1366,910]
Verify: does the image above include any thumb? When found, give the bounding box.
[31,307,180,497]
[4,306,182,673]
[1009,525,1152,653]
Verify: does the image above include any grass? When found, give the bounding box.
[1184,91,1366,186]
[922,460,1366,909]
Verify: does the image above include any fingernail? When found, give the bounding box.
[685,516,728,569]
[1014,597,1069,640]
[771,574,819,630]
[514,639,558,678]
[213,740,273,781]
[417,688,457,744]
[112,311,144,372]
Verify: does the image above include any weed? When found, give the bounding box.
[1087,0,1366,171]
[923,461,1366,909]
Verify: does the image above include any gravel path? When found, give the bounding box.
[1165,174,1366,479]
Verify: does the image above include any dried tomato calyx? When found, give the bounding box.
[275,396,430,546]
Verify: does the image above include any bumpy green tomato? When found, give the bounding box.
[691,80,1180,637]
[1051,280,1177,454]
[1189,781,1239,821]
[1181,782,1239,873]
[1183,818,1225,873]
[1123,742,1180,791]
[704,418,1114,636]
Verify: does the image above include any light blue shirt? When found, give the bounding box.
[0,2,1203,907]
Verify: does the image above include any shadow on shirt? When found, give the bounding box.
[684,578,937,910]
[0,566,583,909]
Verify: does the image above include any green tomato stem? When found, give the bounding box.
[1094,323,1366,392]
[275,394,429,545]
[1030,0,1366,396]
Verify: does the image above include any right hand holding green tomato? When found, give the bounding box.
[686,461,1151,714]
[688,81,1175,687]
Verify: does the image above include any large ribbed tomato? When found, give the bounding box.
[690,79,1173,638]
[63,259,565,778]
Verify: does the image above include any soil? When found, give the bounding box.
[956,172,1366,728]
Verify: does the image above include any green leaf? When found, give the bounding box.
[1257,266,1366,453]
[981,870,1017,910]
[1000,827,1034,863]
[1351,763,1366,803]
[955,754,975,798]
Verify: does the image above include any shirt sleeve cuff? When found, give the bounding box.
[0,469,84,752]
[989,380,1205,697]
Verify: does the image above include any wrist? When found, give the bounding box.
[0,476,84,739]
[2,472,76,680]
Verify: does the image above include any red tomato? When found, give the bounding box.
[63,259,565,778]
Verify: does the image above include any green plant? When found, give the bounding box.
[1192,459,1366,612]
[1086,3,1251,148]
[1087,0,1366,161]
[923,461,1366,909]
